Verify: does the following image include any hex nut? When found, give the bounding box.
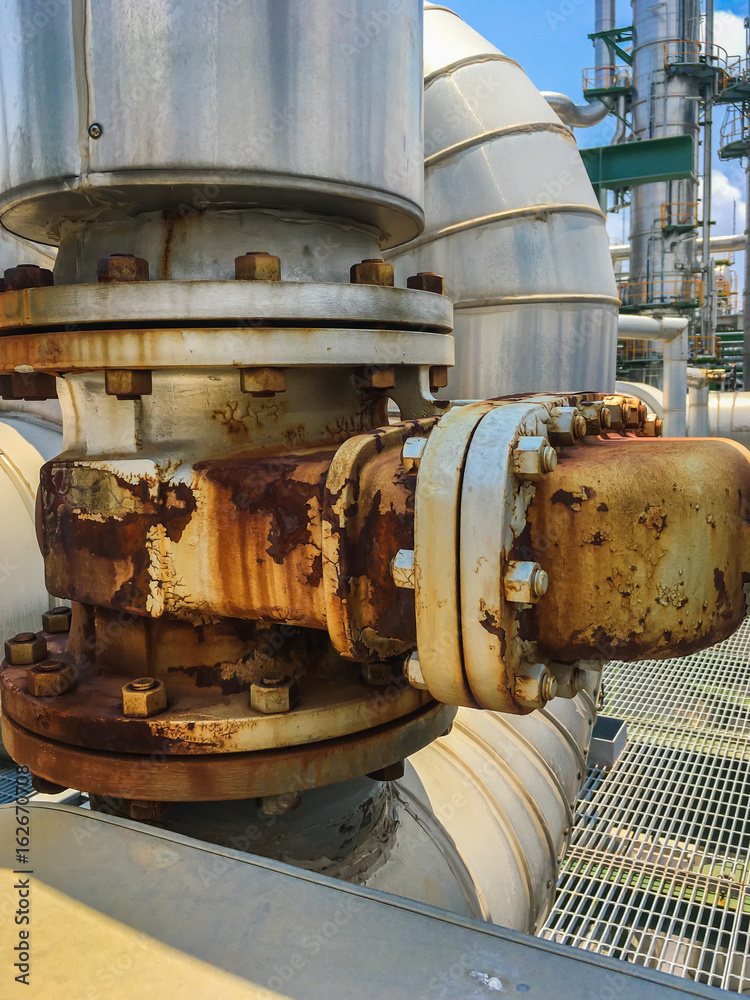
[42,605,72,634]
[406,272,445,294]
[250,676,298,714]
[391,549,416,590]
[0,372,58,401]
[429,365,449,391]
[356,366,396,390]
[122,677,167,717]
[26,661,76,697]
[105,369,153,398]
[259,791,302,816]
[548,406,586,446]
[235,251,281,281]
[515,664,557,708]
[349,258,394,286]
[504,561,548,603]
[240,367,287,396]
[512,437,557,481]
[402,435,428,473]
[361,661,394,686]
[367,760,405,781]
[97,254,149,283]
[404,651,429,691]
[4,632,47,665]
[642,414,663,437]
[4,264,54,291]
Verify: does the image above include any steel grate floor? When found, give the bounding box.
[543,617,750,994]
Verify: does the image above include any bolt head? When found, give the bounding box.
[402,435,428,473]
[239,367,287,396]
[250,676,297,714]
[26,661,76,697]
[4,264,54,291]
[42,606,72,634]
[350,258,394,286]
[122,677,167,717]
[512,437,557,481]
[515,664,557,708]
[356,366,396,390]
[404,651,429,691]
[88,122,103,139]
[105,369,153,398]
[362,661,394,686]
[407,272,445,294]
[97,254,149,283]
[235,251,281,281]
[504,561,549,603]
[259,791,302,815]
[367,760,405,781]
[5,632,48,665]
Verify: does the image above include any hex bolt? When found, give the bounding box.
[126,800,171,822]
[240,367,287,396]
[235,251,281,281]
[402,435,428,473]
[512,437,558,481]
[96,254,149,283]
[641,414,663,437]
[4,264,54,291]
[4,632,48,665]
[404,651,429,691]
[26,661,76,697]
[548,407,587,446]
[599,406,612,431]
[31,774,68,795]
[367,760,405,781]
[356,366,396,390]
[42,605,72,634]
[504,561,549,604]
[361,661,394,686]
[259,791,302,816]
[349,258,394,287]
[87,122,103,139]
[0,372,58,401]
[122,677,167,717]
[407,272,445,294]
[391,549,416,590]
[515,664,557,708]
[548,664,588,699]
[105,369,153,399]
[250,676,298,714]
[429,365,449,391]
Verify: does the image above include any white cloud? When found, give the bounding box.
[700,169,745,238]
[713,10,746,61]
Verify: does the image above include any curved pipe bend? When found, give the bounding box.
[541,91,612,127]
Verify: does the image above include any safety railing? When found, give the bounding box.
[660,202,698,230]
[690,334,719,357]
[716,271,739,315]
[725,55,750,83]
[582,65,630,91]
[663,39,729,79]
[720,109,750,152]
[618,278,703,309]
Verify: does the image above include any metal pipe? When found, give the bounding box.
[744,159,750,379]
[388,5,618,398]
[595,0,617,87]
[617,314,688,340]
[663,325,689,436]
[702,0,715,347]
[610,233,747,260]
[541,92,611,127]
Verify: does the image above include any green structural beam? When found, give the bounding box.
[581,135,695,198]
[588,26,634,66]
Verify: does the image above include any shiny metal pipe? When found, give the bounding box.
[596,0,617,87]
[389,4,618,398]
[541,92,611,127]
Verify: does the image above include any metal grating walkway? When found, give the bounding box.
[543,617,750,994]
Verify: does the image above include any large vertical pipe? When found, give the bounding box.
[663,325,689,435]
[702,0,714,348]
[595,1,617,87]
[629,0,701,309]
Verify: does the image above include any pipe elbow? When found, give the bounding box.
[541,92,611,127]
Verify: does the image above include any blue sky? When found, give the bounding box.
[445,1,750,257]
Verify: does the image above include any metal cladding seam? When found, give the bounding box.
[387,3,619,399]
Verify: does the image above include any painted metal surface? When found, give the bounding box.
[0,802,728,999]
[0,0,424,249]
[387,3,618,399]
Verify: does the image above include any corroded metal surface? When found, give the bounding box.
[525,436,750,661]
[1,702,455,801]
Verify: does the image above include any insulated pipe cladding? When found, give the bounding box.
[1,0,750,934]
